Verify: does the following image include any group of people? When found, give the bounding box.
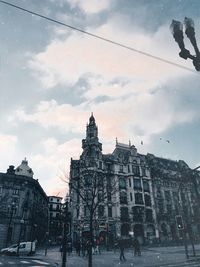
[74,237,102,257]
[61,236,141,262]
[119,237,141,262]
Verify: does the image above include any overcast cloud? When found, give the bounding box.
[1,0,200,197]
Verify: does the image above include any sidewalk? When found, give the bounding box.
[21,245,200,267]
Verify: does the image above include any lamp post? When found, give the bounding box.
[17,219,25,256]
[177,165,200,258]
[62,196,71,267]
[170,17,200,71]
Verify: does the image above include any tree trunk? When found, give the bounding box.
[88,215,93,267]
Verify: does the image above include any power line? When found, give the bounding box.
[0,0,198,74]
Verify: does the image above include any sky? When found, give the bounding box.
[1,0,200,198]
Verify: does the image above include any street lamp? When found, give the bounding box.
[62,196,71,267]
[170,17,200,71]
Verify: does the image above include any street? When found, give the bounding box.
[0,256,53,266]
[1,245,200,267]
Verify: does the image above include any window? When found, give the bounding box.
[144,194,151,206]
[132,165,140,176]
[165,191,171,202]
[132,206,144,222]
[128,165,130,173]
[0,187,2,194]
[135,193,144,204]
[157,199,164,213]
[85,175,92,186]
[119,165,123,173]
[120,207,129,220]
[120,191,127,204]
[157,188,162,198]
[108,207,112,218]
[98,205,104,217]
[141,167,146,176]
[13,189,19,195]
[146,209,153,222]
[84,206,89,216]
[107,191,111,201]
[119,178,126,189]
[56,213,60,218]
[143,180,150,192]
[50,204,53,210]
[56,205,60,210]
[98,191,103,202]
[129,178,131,187]
[130,192,133,202]
[134,179,142,191]
[57,199,60,202]
[99,161,103,169]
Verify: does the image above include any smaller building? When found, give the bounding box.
[0,159,48,249]
[48,196,63,244]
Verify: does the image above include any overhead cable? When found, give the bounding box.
[0,0,198,74]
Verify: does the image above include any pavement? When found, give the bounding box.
[1,244,200,266]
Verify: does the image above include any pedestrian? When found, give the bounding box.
[119,238,126,261]
[85,239,90,257]
[133,237,141,256]
[81,239,86,257]
[76,240,81,256]
[95,238,101,254]
[92,239,96,255]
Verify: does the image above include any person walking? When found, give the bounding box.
[119,238,126,261]
[76,240,81,256]
[95,238,101,254]
[133,237,141,256]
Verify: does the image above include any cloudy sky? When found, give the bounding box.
[1,0,200,197]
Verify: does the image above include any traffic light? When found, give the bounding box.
[176,215,184,230]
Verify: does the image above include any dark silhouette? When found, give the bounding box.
[133,237,141,256]
[119,238,126,261]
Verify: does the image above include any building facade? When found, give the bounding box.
[48,196,63,244]
[69,115,200,245]
[0,159,48,249]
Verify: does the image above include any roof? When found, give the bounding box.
[15,158,34,178]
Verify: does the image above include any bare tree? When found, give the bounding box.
[69,162,117,267]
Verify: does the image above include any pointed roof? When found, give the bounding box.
[15,158,34,178]
[89,112,95,125]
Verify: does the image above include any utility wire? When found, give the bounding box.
[0,0,198,74]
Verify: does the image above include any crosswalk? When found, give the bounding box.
[0,259,51,266]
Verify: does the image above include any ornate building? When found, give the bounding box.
[48,196,63,244]
[0,159,48,249]
[70,114,200,245]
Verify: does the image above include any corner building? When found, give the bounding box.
[70,115,158,245]
[70,115,200,245]
[0,159,48,249]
